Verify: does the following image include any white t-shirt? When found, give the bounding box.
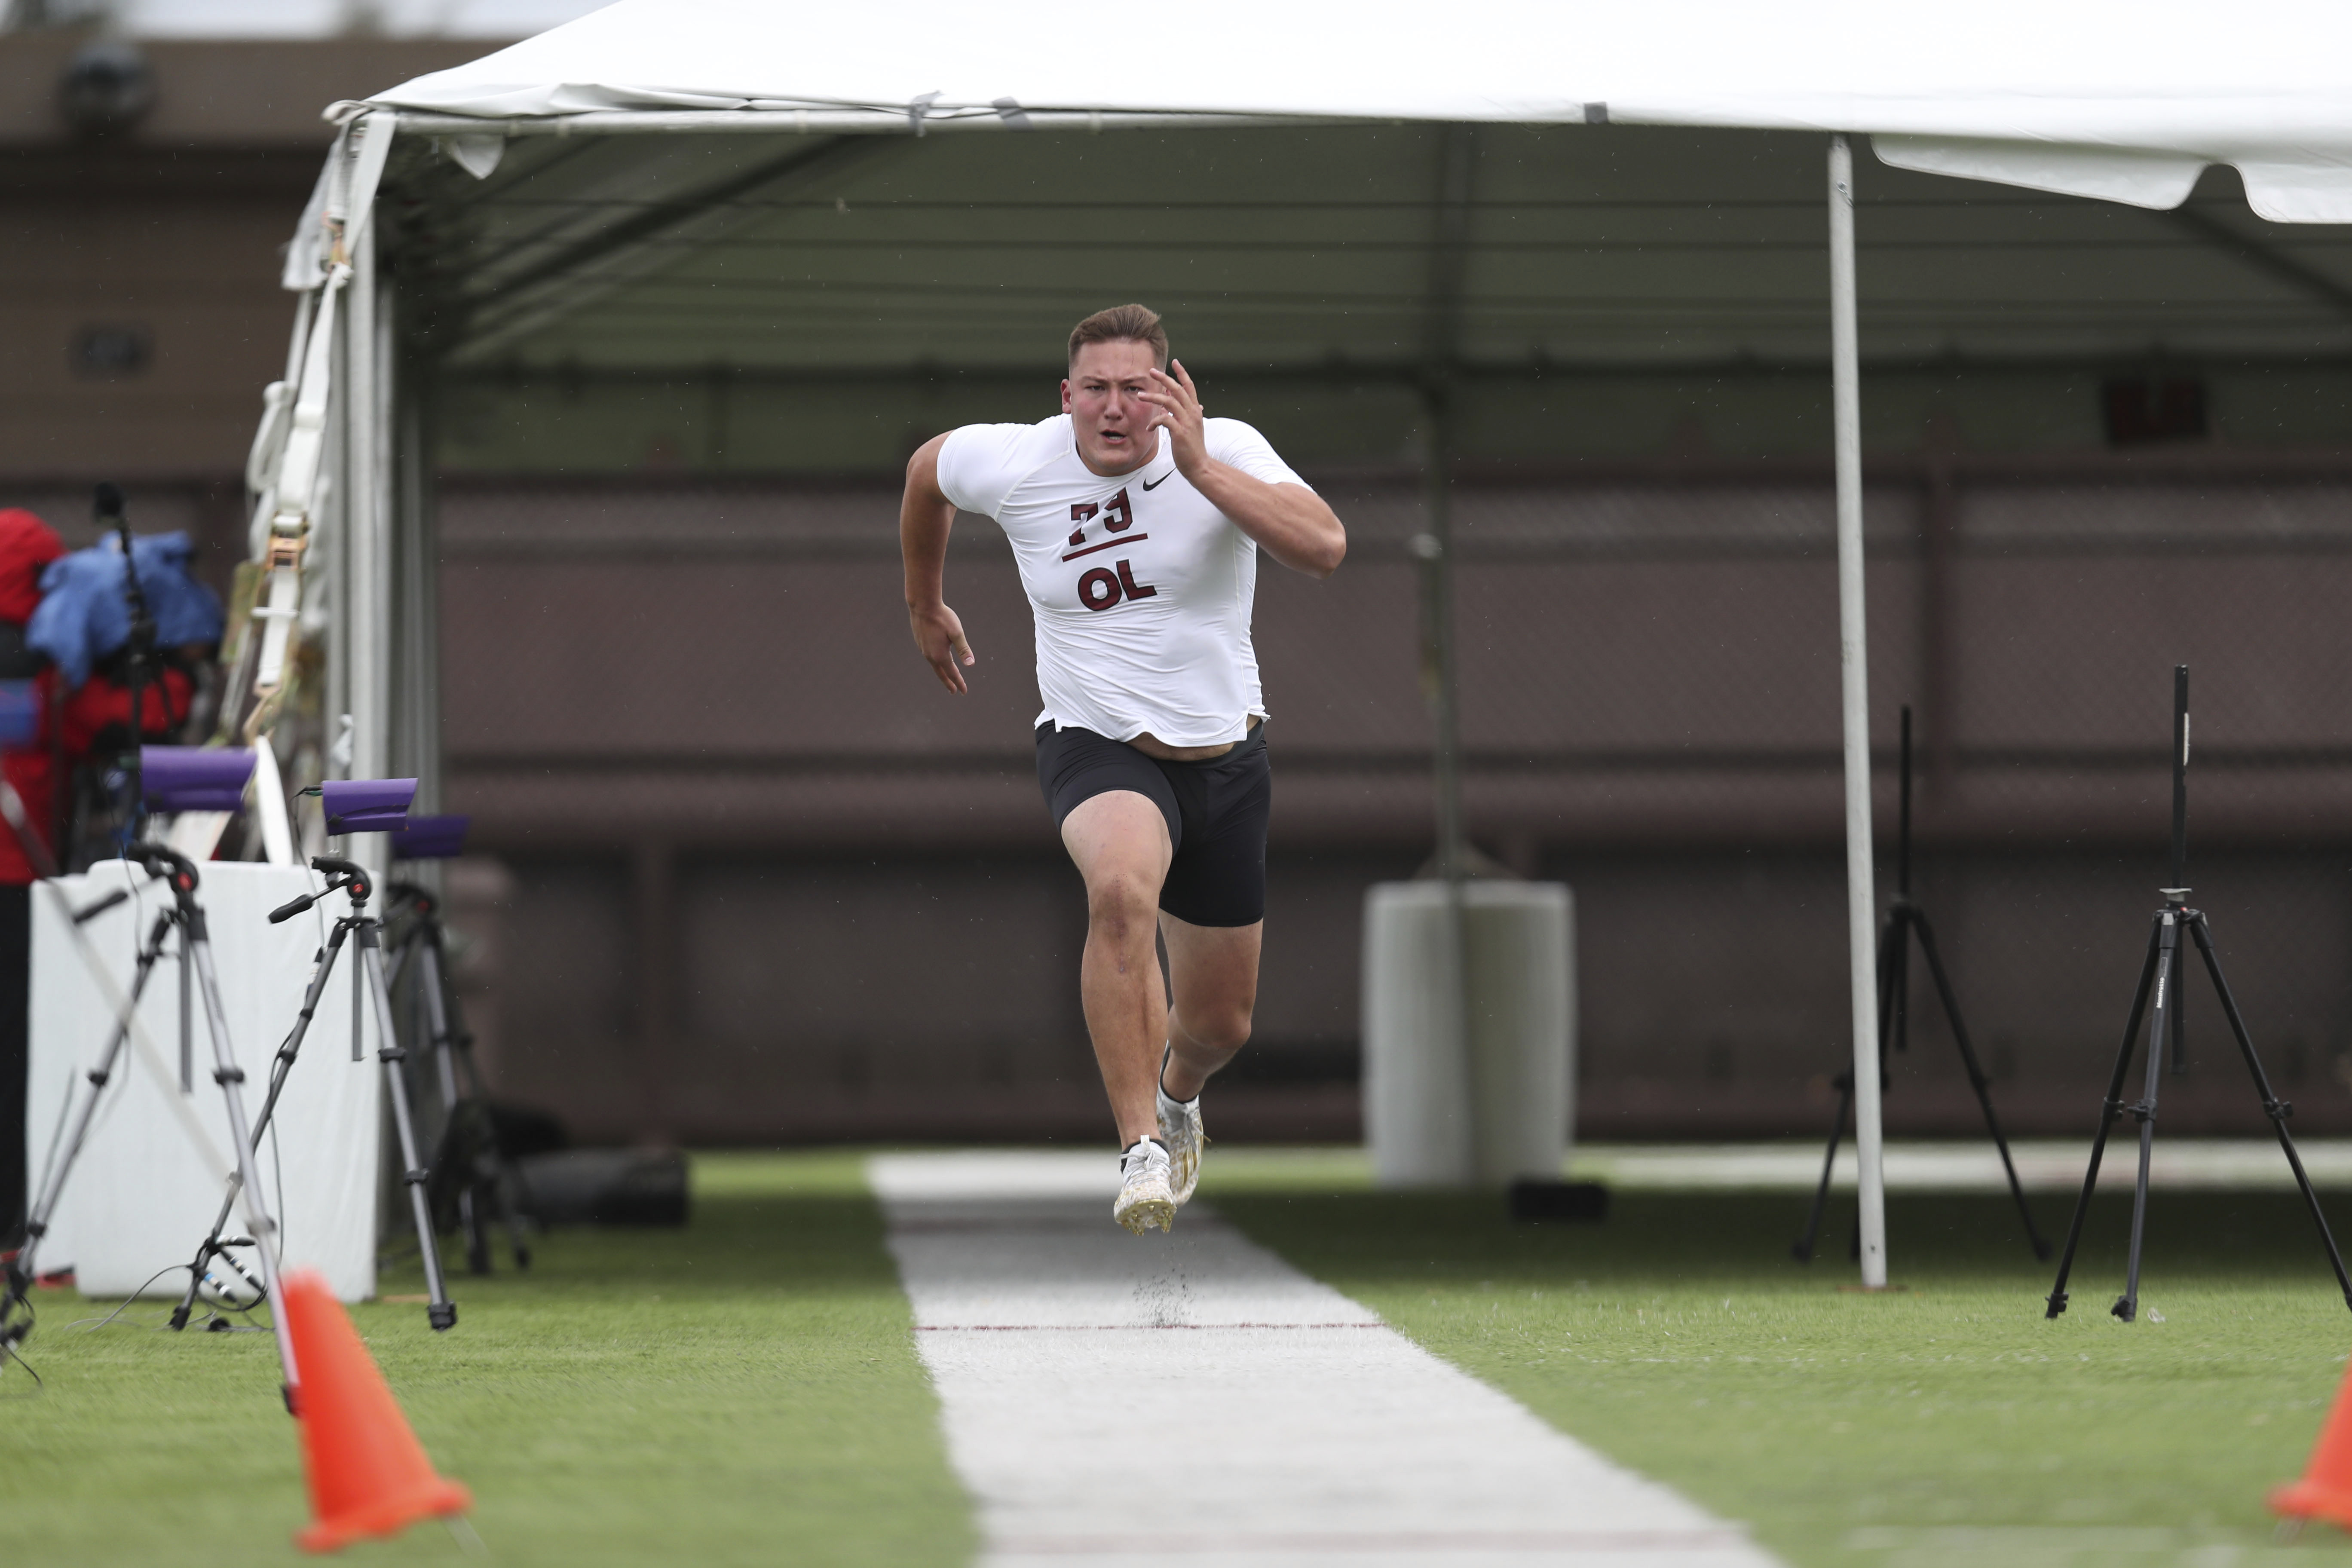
[937,413,1308,748]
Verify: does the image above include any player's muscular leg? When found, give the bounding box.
[1159,913,1260,1102]
[1060,790,1173,1147]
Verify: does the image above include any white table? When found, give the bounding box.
[26,859,380,1301]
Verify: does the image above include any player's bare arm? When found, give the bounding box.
[901,432,976,694]
[1143,361,1346,578]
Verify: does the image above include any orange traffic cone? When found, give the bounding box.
[2272,1350,2352,1530]
[281,1270,473,1553]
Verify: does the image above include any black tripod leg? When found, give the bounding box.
[1911,910,2051,1260]
[1888,909,1912,1058]
[2169,943,2187,1076]
[1864,910,1908,1261]
[2048,916,2162,1318]
[400,928,483,1275]
[1794,1073,1854,1262]
[2116,918,2180,1323]
[1795,910,1902,1262]
[2188,914,2352,1313]
[169,1187,241,1331]
[413,933,490,1275]
[177,922,192,1093]
[1874,908,1902,1050]
[427,931,532,1271]
[486,1134,532,1271]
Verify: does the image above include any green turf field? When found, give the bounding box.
[13,1149,2352,1567]
[1206,1155,2352,1568]
[0,1152,972,1566]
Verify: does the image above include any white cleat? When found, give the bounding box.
[1157,1060,1206,1207]
[1114,1136,1176,1235]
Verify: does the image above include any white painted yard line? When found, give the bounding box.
[870,1152,1782,1568]
[1181,1140,2352,1194]
[1572,1138,2352,1193]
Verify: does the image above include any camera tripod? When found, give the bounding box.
[2046,666,2352,1323]
[1795,706,2050,1263]
[0,847,302,1403]
[386,881,530,1276]
[168,855,456,1335]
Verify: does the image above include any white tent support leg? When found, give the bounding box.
[392,373,438,812]
[345,221,396,870]
[1828,134,1887,1289]
[318,295,350,824]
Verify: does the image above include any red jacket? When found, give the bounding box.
[56,665,193,761]
[0,508,65,885]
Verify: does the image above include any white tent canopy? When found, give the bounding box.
[361,0,2352,220]
[239,0,2352,1293]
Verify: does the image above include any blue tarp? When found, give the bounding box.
[28,533,226,688]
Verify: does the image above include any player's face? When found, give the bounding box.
[1063,339,1163,475]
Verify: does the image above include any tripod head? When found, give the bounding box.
[114,842,201,915]
[386,880,437,919]
[267,854,372,924]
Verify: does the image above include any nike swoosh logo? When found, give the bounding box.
[1140,474,1170,491]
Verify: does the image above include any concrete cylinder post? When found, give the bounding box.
[1365,880,1575,1188]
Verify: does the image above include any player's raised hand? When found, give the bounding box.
[1142,360,1208,475]
[910,600,975,694]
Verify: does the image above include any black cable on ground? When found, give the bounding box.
[62,1263,194,1333]
[0,1330,41,1389]
[0,1291,39,1390]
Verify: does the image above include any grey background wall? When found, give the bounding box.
[431,469,2352,1145]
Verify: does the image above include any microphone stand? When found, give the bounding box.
[93,483,160,842]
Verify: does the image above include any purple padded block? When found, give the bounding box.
[141,746,257,813]
[389,814,469,861]
[0,681,36,749]
[321,777,416,834]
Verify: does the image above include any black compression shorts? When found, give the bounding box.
[1035,722,1271,928]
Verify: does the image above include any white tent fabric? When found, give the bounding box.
[362,0,2352,220]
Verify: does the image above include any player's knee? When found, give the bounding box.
[1086,870,1158,935]
[1189,1007,1253,1055]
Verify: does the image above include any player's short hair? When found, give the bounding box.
[1068,303,1169,371]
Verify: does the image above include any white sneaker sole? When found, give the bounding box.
[1114,1174,1176,1235]
[1158,1098,1205,1207]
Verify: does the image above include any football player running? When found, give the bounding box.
[900,304,1345,1233]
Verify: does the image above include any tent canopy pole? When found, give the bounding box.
[1829,133,1887,1289]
